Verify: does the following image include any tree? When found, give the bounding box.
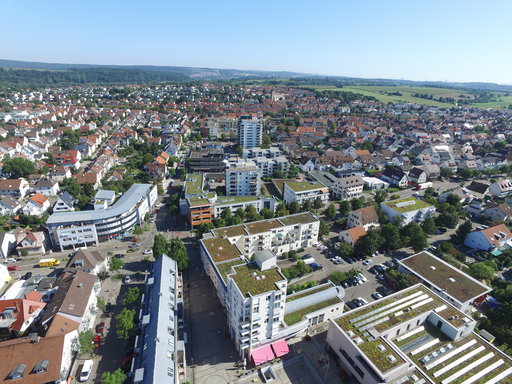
[275,203,288,217]
[325,204,337,219]
[455,220,473,245]
[142,153,154,164]
[361,140,374,152]
[260,208,274,219]
[338,242,353,257]
[296,260,312,275]
[380,224,402,250]
[2,157,35,178]
[374,190,388,204]
[355,229,383,257]
[339,200,351,216]
[220,208,232,221]
[421,217,437,235]
[78,330,94,356]
[409,229,428,252]
[122,287,141,306]
[288,201,301,214]
[115,308,136,339]
[236,146,243,157]
[152,234,168,258]
[436,209,459,228]
[197,222,215,237]
[469,262,496,281]
[287,164,299,178]
[101,369,127,384]
[313,197,324,210]
[319,220,331,239]
[169,237,189,270]
[351,197,364,210]
[440,167,453,178]
[261,134,272,148]
[235,207,246,221]
[109,257,123,272]
[96,296,106,312]
[133,225,144,235]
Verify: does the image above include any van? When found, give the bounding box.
[79,360,93,382]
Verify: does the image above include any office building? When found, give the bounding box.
[380,197,435,225]
[189,149,226,173]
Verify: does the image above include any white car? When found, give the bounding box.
[4,258,17,263]
[143,249,153,255]
[79,360,93,382]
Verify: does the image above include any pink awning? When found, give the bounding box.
[251,344,275,365]
[271,339,289,357]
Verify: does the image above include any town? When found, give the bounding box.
[1,82,512,384]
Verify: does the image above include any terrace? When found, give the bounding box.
[202,237,242,262]
[230,264,285,297]
[382,197,432,213]
[286,181,324,193]
[278,212,318,227]
[245,219,283,235]
[400,251,491,303]
[284,297,341,326]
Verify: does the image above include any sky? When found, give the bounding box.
[1,0,512,84]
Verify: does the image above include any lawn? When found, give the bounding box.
[216,259,246,283]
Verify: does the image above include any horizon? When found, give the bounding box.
[1,1,512,84]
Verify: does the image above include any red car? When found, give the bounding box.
[7,265,19,271]
[93,335,103,344]
[95,322,105,334]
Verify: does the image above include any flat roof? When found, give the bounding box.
[278,212,318,226]
[184,174,203,195]
[202,237,242,262]
[285,181,326,193]
[230,263,285,297]
[245,219,283,235]
[213,225,247,238]
[216,196,262,204]
[188,192,215,206]
[381,197,432,213]
[399,251,491,303]
[216,259,246,284]
[47,184,152,225]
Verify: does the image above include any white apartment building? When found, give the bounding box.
[243,147,281,160]
[252,156,290,178]
[282,181,329,206]
[380,197,435,225]
[332,175,364,200]
[237,116,262,149]
[226,160,261,196]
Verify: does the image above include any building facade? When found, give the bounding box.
[226,160,261,197]
[282,181,329,206]
[237,116,262,149]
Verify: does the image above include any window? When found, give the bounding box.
[33,360,49,374]
[8,364,26,380]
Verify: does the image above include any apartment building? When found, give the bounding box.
[332,175,364,200]
[380,197,435,225]
[243,147,281,160]
[282,181,329,205]
[188,149,226,173]
[226,160,261,196]
[132,255,186,384]
[237,115,262,149]
[47,184,157,250]
[326,284,512,384]
[207,116,237,138]
[251,156,290,178]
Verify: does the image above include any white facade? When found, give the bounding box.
[380,198,435,225]
[237,116,262,149]
[56,224,99,250]
[283,182,329,205]
[226,160,261,197]
[362,177,389,191]
[332,176,364,200]
[213,196,277,218]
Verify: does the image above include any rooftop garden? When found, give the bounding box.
[286,284,331,303]
[231,263,285,297]
[358,339,404,373]
[401,252,490,302]
[216,259,246,284]
[185,174,203,195]
[245,219,282,235]
[284,297,341,325]
[382,197,432,213]
[188,192,215,206]
[285,181,325,192]
[216,196,262,204]
[278,212,317,226]
[213,225,246,238]
[202,237,241,262]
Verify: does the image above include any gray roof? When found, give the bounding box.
[47,184,152,225]
[0,196,20,210]
[56,191,75,206]
[254,249,275,263]
[284,283,344,314]
[95,189,116,201]
[309,171,338,188]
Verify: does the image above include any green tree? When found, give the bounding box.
[338,242,353,257]
[115,308,136,339]
[152,234,168,258]
[2,157,35,178]
[319,220,332,239]
[339,200,351,216]
[355,229,383,257]
[133,225,144,235]
[469,262,496,281]
[440,167,453,178]
[122,287,141,306]
[454,220,473,245]
[236,145,243,157]
[220,208,232,221]
[421,217,437,235]
[275,203,288,217]
[235,207,246,221]
[325,204,337,219]
[296,260,312,275]
[287,164,299,178]
[78,330,94,356]
[374,190,388,204]
[380,224,402,250]
[101,369,127,384]
[436,206,459,228]
[260,208,274,219]
[313,197,324,210]
[409,229,428,252]
[96,296,106,312]
[109,257,123,272]
[261,134,272,148]
[169,237,189,270]
[351,197,364,210]
[197,222,215,237]
[288,201,301,214]
[142,152,154,164]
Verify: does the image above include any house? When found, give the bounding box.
[464,224,512,251]
[439,188,474,204]
[361,176,389,191]
[76,171,100,189]
[0,232,16,259]
[65,249,109,275]
[347,206,380,230]
[489,179,512,198]
[339,226,367,247]
[0,179,30,199]
[13,228,47,255]
[53,191,76,212]
[381,167,408,187]
[34,178,60,196]
[0,298,46,339]
[483,203,512,223]
[22,193,50,217]
[380,197,435,225]
[332,175,364,200]
[466,181,490,199]
[407,167,427,184]
[0,196,22,216]
[50,165,71,181]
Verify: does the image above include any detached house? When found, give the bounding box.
[0,196,22,216]
[65,249,109,275]
[483,203,512,223]
[490,179,512,198]
[464,224,512,251]
[347,206,380,230]
[407,167,427,184]
[339,226,367,247]
[0,179,29,199]
[34,178,60,196]
[381,167,408,187]
[22,193,50,217]
[53,191,76,212]
[50,165,72,181]
[13,228,47,255]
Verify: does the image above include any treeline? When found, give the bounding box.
[412,93,455,104]
[0,67,188,88]
[314,89,378,104]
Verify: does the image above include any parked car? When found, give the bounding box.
[4,258,17,263]
[22,272,32,280]
[346,301,357,309]
[142,249,153,255]
[357,273,368,282]
[129,243,140,248]
[362,259,373,265]
[310,263,323,271]
[123,275,131,283]
[79,360,93,382]
[301,254,313,261]
[7,265,19,271]
[95,322,105,334]
[104,303,113,317]
[114,253,125,259]
[371,292,384,300]
[341,281,349,288]
[357,297,368,305]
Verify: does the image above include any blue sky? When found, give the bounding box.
[1,0,511,83]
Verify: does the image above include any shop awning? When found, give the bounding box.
[271,339,289,358]
[251,345,275,365]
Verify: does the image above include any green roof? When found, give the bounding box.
[230,264,285,297]
[216,259,246,284]
[286,284,331,302]
[382,197,432,213]
[358,339,403,373]
[278,212,318,226]
[245,219,283,235]
[185,174,203,195]
[216,196,261,204]
[285,181,325,193]
[213,225,247,238]
[284,297,341,325]
[202,237,241,262]
[188,192,215,206]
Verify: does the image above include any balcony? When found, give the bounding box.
[239,321,250,329]
[241,335,250,344]
[240,328,250,336]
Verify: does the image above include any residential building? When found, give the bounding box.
[407,167,427,184]
[483,203,512,223]
[188,148,226,173]
[0,196,22,216]
[398,251,492,312]
[347,206,380,230]
[12,228,47,255]
[464,224,512,251]
[0,298,46,339]
[332,175,364,200]
[0,232,16,259]
[53,191,76,212]
[381,167,408,187]
[47,184,157,250]
[282,181,329,205]
[237,115,262,149]
[132,255,186,384]
[207,116,237,138]
[242,147,281,160]
[22,193,50,217]
[33,178,60,196]
[226,160,261,197]
[340,226,367,247]
[94,189,116,210]
[380,197,435,225]
[65,249,109,275]
[0,179,29,199]
[326,284,511,384]
[0,263,11,287]
[490,178,512,198]
[251,156,290,178]
[362,176,389,191]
